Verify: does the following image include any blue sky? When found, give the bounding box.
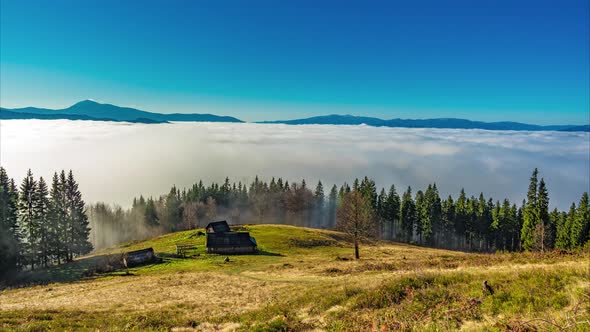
[1,0,588,124]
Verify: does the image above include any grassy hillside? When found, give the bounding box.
[1,225,589,331]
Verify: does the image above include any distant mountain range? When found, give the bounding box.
[1,101,588,132]
[0,100,242,124]
[0,109,166,124]
[260,114,590,132]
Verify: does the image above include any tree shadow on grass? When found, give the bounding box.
[0,253,162,289]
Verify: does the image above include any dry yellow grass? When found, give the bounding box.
[1,225,589,331]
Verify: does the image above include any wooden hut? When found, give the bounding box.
[206,220,257,254]
[123,248,156,267]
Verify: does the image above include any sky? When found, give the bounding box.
[1,0,589,124]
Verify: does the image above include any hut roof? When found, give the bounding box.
[206,220,231,233]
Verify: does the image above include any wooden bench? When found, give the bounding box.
[176,244,198,257]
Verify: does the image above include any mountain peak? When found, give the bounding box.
[73,99,100,106]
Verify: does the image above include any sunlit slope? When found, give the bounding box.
[1,225,589,331]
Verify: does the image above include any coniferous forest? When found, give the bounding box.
[87,169,589,253]
[1,167,589,277]
[0,168,92,277]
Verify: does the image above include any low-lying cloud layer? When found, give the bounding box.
[1,120,588,209]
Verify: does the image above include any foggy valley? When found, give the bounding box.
[1,119,588,210]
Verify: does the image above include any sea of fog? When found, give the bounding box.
[1,120,588,210]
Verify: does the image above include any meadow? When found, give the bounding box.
[1,225,589,331]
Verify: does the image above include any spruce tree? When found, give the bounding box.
[59,171,70,262]
[18,169,39,270]
[422,184,442,245]
[144,197,160,227]
[400,187,416,243]
[465,197,478,250]
[352,178,360,192]
[547,208,560,250]
[563,203,577,249]
[521,168,539,251]
[441,195,455,246]
[385,185,400,240]
[571,192,590,248]
[376,188,387,238]
[498,199,515,251]
[414,190,425,243]
[338,183,350,202]
[314,181,325,226]
[509,204,520,251]
[167,186,184,231]
[327,185,338,228]
[475,193,491,250]
[358,177,378,211]
[66,171,92,257]
[454,189,468,248]
[35,177,51,267]
[0,167,20,275]
[48,172,66,264]
[314,181,324,203]
[491,200,502,250]
[431,184,443,244]
[554,209,570,250]
[63,171,75,261]
[536,178,550,251]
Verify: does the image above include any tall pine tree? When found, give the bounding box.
[66,171,92,258]
[314,181,325,226]
[536,178,550,251]
[554,208,570,250]
[400,187,416,243]
[571,192,590,249]
[415,190,425,243]
[327,185,338,228]
[35,177,51,267]
[385,185,400,240]
[0,167,20,275]
[18,169,39,270]
[49,172,67,264]
[144,197,160,227]
[521,168,539,251]
[454,189,468,248]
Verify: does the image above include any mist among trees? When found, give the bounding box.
[87,169,590,255]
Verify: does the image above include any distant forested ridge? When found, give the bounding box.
[0,109,167,124]
[260,114,590,132]
[0,168,91,277]
[0,100,242,124]
[89,169,590,254]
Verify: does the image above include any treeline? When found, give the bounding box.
[4,166,587,276]
[90,169,589,252]
[0,167,92,277]
[375,169,589,252]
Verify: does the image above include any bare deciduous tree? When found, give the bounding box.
[336,191,377,259]
[182,201,200,230]
[205,197,217,222]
